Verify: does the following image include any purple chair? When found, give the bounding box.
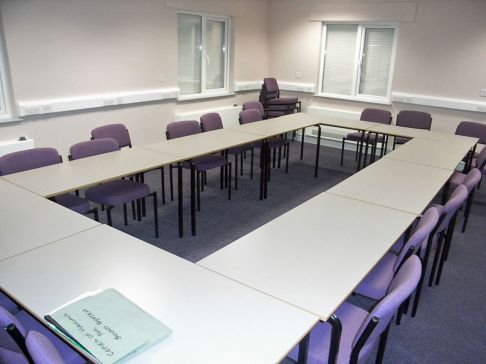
[166,120,231,212]
[239,109,290,175]
[0,307,85,364]
[0,148,98,220]
[393,110,432,147]
[288,256,422,364]
[200,112,254,190]
[444,167,483,233]
[259,78,301,118]
[455,121,486,145]
[91,123,132,148]
[242,101,265,117]
[70,138,159,238]
[428,185,468,287]
[340,108,393,167]
[25,331,65,364]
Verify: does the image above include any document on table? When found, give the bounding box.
[45,288,172,363]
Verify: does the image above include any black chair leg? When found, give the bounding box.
[234,154,238,190]
[240,154,244,176]
[153,192,159,238]
[196,171,201,211]
[91,207,99,222]
[169,164,174,201]
[278,147,282,168]
[161,167,166,205]
[340,137,345,166]
[272,148,276,168]
[136,199,142,221]
[107,206,113,226]
[250,148,254,179]
[131,201,136,220]
[429,233,444,287]
[228,162,232,200]
[462,191,475,233]
[285,144,289,174]
[123,204,128,225]
[376,323,391,364]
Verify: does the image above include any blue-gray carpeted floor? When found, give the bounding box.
[95,141,486,363]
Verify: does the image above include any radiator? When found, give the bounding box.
[174,105,242,128]
[0,138,35,157]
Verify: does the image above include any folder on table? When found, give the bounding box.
[45,288,172,363]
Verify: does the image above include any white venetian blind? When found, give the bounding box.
[205,19,226,90]
[178,14,202,95]
[359,28,395,97]
[321,24,358,95]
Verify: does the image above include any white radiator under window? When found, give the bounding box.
[174,105,242,128]
[0,138,35,157]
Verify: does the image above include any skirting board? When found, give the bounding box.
[17,88,180,117]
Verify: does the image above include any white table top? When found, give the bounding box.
[141,128,262,160]
[0,225,318,364]
[230,112,321,137]
[385,138,472,170]
[327,158,453,215]
[368,124,479,148]
[200,192,416,320]
[0,179,99,261]
[2,147,181,198]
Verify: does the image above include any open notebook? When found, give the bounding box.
[45,288,172,363]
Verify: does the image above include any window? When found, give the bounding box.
[318,23,398,103]
[0,27,14,122]
[177,13,229,99]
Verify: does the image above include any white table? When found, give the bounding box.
[0,225,318,364]
[2,147,182,198]
[200,192,417,320]
[0,179,99,261]
[384,137,473,170]
[327,158,453,215]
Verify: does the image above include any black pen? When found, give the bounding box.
[44,314,90,353]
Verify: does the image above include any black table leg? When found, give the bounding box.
[190,162,196,236]
[297,332,310,364]
[357,131,365,171]
[300,127,305,160]
[315,125,321,177]
[178,163,183,238]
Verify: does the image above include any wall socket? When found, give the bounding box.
[159,74,165,82]
[480,88,486,97]
[295,71,302,79]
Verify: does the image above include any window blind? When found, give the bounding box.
[178,14,202,95]
[205,20,226,90]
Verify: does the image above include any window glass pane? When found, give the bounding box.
[322,24,358,95]
[359,28,395,97]
[205,20,226,90]
[178,14,202,95]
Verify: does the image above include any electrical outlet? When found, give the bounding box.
[295,71,302,79]
[159,74,165,82]
[480,88,486,97]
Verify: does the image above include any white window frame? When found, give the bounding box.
[177,12,231,101]
[316,22,399,105]
[0,31,14,122]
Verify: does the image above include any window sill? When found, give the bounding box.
[0,114,22,123]
[177,91,235,102]
[314,93,392,106]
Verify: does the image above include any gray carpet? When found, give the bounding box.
[95,141,486,363]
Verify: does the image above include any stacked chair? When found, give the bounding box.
[259,77,301,119]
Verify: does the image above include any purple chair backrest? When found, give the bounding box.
[0,148,60,176]
[476,147,486,170]
[461,168,482,193]
[455,121,486,145]
[243,101,265,116]
[239,109,262,125]
[166,120,201,140]
[69,138,120,161]
[396,110,432,130]
[263,78,279,98]
[25,331,65,364]
[360,108,392,125]
[353,256,421,359]
[200,113,223,132]
[394,207,440,272]
[91,123,132,148]
[437,184,468,233]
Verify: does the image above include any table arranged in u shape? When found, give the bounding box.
[0,111,479,364]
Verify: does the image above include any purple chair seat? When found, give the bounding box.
[0,292,18,313]
[288,302,369,364]
[54,194,92,214]
[448,172,466,190]
[182,154,227,172]
[268,97,299,105]
[85,180,150,206]
[354,253,396,300]
[15,311,85,364]
[25,331,65,364]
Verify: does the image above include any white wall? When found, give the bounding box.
[0,0,269,156]
[268,0,486,133]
